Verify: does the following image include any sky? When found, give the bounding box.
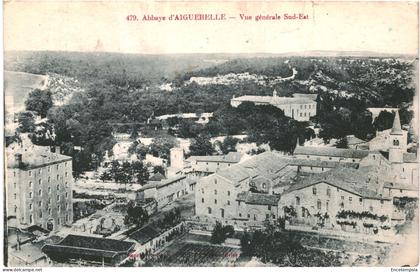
[4,1,419,55]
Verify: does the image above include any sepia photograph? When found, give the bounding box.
[2,1,419,269]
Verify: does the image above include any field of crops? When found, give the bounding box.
[146,242,241,266]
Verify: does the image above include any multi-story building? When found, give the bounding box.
[6,137,73,231]
[183,152,242,177]
[279,166,395,234]
[230,91,317,122]
[135,175,195,209]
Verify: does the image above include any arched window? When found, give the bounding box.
[262,183,266,189]
[208,207,212,214]
[393,139,399,146]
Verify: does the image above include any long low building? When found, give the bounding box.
[230,91,317,122]
[42,235,135,266]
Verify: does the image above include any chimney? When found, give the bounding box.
[14,154,22,167]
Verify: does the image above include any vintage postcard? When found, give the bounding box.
[2,0,419,269]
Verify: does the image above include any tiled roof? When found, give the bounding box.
[403,152,417,163]
[288,158,359,169]
[186,152,242,163]
[232,95,315,105]
[346,135,367,145]
[42,235,135,258]
[284,166,389,200]
[383,181,418,191]
[138,175,186,191]
[7,139,72,169]
[294,146,369,159]
[128,225,161,245]
[215,151,290,185]
[237,191,280,206]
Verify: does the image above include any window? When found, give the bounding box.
[58,205,61,212]
[327,188,331,197]
[39,169,42,174]
[56,165,59,170]
[56,184,60,190]
[227,191,230,196]
[13,183,16,188]
[39,212,42,219]
[29,192,32,199]
[262,183,266,189]
[326,201,329,211]
[268,205,271,211]
[227,200,230,205]
[214,190,217,195]
[214,179,217,184]
[393,139,399,146]
[65,192,68,198]
[48,177,50,183]
[272,214,276,219]
[29,181,33,188]
[247,214,250,218]
[14,206,17,213]
[65,162,67,167]
[65,172,68,177]
[239,213,242,217]
[317,200,321,210]
[48,208,51,215]
[48,166,51,172]
[312,187,317,195]
[304,105,307,109]
[29,215,33,224]
[57,174,59,180]
[253,215,257,221]
[48,187,51,194]
[359,198,363,203]
[57,195,60,201]
[352,159,356,162]
[266,214,269,219]
[201,188,204,194]
[29,171,32,177]
[329,157,332,160]
[39,201,42,207]
[208,207,212,214]
[349,197,352,202]
[39,189,42,196]
[296,197,300,205]
[14,193,16,199]
[341,195,344,200]
[29,204,33,210]
[38,179,42,185]
[214,199,217,204]
[300,113,302,117]
[369,206,373,212]
[307,155,310,158]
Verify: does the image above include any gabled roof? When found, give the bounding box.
[232,95,315,105]
[383,181,418,191]
[42,235,135,259]
[128,225,161,245]
[284,166,389,200]
[138,175,186,191]
[237,191,280,206]
[294,146,369,159]
[345,135,367,145]
[186,152,241,163]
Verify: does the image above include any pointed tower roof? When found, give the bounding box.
[390,110,403,135]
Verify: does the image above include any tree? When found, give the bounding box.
[124,202,149,227]
[335,137,348,148]
[373,110,395,132]
[25,89,53,118]
[131,161,149,185]
[220,136,239,154]
[189,134,214,156]
[211,222,234,244]
[153,165,165,176]
[17,111,36,133]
